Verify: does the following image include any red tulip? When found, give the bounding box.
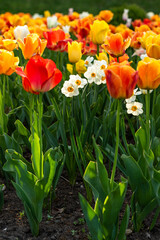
[16,55,62,94]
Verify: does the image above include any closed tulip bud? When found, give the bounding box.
[137,57,160,89]
[90,20,109,45]
[105,61,138,99]
[68,41,82,63]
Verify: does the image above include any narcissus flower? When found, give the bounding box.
[105,62,138,99]
[61,81,79,97]
[137,57,160,89]
[0,49,19,75]
[15,55,62,94]
[17,33,47,59]
[102,33,131,57]
[68,41,82,63]
[90,20,109,45]
[126,102,143,116]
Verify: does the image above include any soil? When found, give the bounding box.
[0,171,160,240]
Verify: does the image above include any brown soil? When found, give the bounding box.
[0,171,160,240]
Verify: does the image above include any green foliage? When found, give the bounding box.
[79,142,129,240]
[110,4,146,26]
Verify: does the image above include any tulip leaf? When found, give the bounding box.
[14,119,30,137]
[79,193,103,240]
[118,204,130,240]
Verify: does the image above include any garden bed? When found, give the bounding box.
[0,171,160,240]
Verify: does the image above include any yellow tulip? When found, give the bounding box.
[146,34,160,59]
[90,20,109,45]
[68,41,82,63]
[96,51,108,63]
[137,57,160,89]
[0,49,19,75]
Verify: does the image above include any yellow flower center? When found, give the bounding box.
[101,76,106,81]
[91,72,96,78]
[131,106,137,111]
[67,86,74,92]
[101,65,106,70]
[75,80,81,85]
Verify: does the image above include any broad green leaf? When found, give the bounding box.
[102,180,127,237]
[79,194,103,240]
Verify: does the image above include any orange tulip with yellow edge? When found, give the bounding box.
[105,61,138,99]
[98,10,113,23]
[68,41,82,63]
[137,57,160,89]
[0,49,19,75]
[90,20,109,45]
[138,31,156,49]
[102,33,131,57]
[17,33,47,59]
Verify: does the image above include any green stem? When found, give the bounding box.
[110,99,120,189]
[145,90,150,151]
[38,93,43,179]
[97,44,99,57]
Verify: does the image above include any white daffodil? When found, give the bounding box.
[14,25,30,41]
[69,74,87,88]
[61,81,79,97]
[84,66,100,84]
[139,89,153,94]
[93,60,108,71]
[125,88,142,103]
[84,56,94,67]
[126,102,143,116]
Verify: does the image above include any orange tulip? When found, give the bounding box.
[102,33,131,57]
[17,33,47,59]
[137,57,160,89]
[0,49,19,75]
[98,10,113,23]
[105,61,138,99]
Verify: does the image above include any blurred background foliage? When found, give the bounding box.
[0,0,159,16]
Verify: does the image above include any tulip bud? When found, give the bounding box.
[68,41,82,63]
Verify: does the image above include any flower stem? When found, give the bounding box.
[38,93,43,179]
[97,44,100,57]
[110,99,120,190]
[145,90,150,151]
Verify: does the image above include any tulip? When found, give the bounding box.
[15,55,62,94]
[90,20,109,45]
[0,49,19,75]
[105,61,138,99]
[137,57,160,89]
[145,34,160,59]
[68,41,82,63]
[17,33,47,59]
[102,33,131,57]
[98,10,113,23]
[14,25,30,41]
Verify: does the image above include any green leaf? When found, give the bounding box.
[14,119,30,137]
[102,180,127,237]
[0,133,22,154]
[84,161,107,203]
[118,205,130,240]
[79,194,103,240]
